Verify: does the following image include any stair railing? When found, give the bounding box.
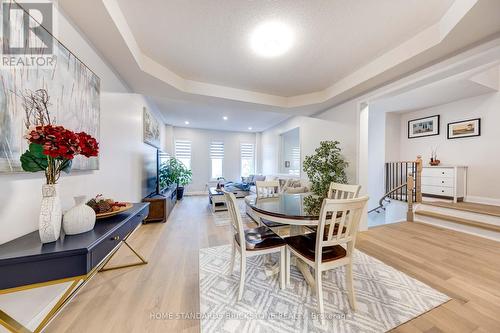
[368,173,416,221]
[369,156,422,221]
[384,157,422,203]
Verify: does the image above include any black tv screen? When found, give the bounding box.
[158,151,171,193]
[143,149,159,198]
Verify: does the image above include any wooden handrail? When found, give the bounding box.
[415,156,422,203]
[407,174,414,222]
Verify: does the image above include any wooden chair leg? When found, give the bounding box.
[279,247,285,289]
[285,247,291,287]
[346,262,357,311]
[315,268,325,324]
[228,239,236,275]
[238,255,246,301]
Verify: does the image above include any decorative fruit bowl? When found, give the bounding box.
[95,203,133,219]
[86,195,132,220]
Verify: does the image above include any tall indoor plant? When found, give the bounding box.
[302,140,348,215]
[20,89,99,243]
[165,157,192,200]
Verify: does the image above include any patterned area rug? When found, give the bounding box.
[213,199,253,226]
[199,245,449,333]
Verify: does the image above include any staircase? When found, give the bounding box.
[415,201,500,241]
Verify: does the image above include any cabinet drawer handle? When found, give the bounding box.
[441,181,444,184]
[111,236,120,241]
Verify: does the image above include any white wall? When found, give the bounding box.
[315,101,360,183]
[172,127,256,193]
[397,92,500,202]
[261,116,356,181]
[385,112,402,162]
[367,107,387,211]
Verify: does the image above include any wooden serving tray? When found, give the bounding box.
[96,203,133,220]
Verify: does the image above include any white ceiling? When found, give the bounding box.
[117,0,453,97]
[59,0,500,131]
[151,96,289,132]
[371,64,500,113]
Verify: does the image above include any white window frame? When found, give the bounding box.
[240,142,255,178]
[210,141,224,180]
[175,139,192,170]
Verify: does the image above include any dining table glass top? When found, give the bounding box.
[245,193,318,220]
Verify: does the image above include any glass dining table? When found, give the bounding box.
[245,193,320,286]
[245,193,320,227]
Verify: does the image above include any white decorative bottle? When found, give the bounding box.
[39,184,62,243]
[63,196,96,235]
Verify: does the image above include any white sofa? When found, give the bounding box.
[246,174,310,194]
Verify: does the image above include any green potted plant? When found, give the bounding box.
[302,140,348,215]
[164,158,192,200]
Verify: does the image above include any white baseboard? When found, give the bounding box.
[465,196,500,206]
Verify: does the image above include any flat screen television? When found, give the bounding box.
[144,149,172,198]
[157,150,171,193]
[143,149,158,198]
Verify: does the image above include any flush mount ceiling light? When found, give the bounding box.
[184,121,190,125]
[223,116,228,120]
[248,127,253,130]
[250,21,294,58]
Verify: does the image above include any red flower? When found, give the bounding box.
[24,125,99,160]
[77,132,99,157]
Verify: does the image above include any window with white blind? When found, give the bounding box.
[240,143,255,177]
[175,140,192,170]
[210,141,224,179]
[289,146,300,176]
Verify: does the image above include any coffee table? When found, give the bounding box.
[208,187,227,212]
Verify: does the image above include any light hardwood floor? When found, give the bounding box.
[46,196,500,333]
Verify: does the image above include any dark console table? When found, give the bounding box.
[0,203,149,333]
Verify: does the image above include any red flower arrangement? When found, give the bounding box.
[21,125,99,184]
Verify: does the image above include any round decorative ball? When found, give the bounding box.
[63,196,96,235]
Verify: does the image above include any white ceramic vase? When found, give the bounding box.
[63,196,96,235]
[39,184,62,244]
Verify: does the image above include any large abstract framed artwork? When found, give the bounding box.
[0,1,100,173]
[143,107,161,148]
[447,118,481,139]
[408,115,440,139]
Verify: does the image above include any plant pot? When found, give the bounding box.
[63,196,96,235]
[38,184,62,244]
[177,186,185,200]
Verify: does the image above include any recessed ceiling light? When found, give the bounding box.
[223,116,228,120]
[250,21,293,58]
[248,127,253,130]
[184,121,190,125]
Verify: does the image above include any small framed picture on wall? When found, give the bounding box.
[408,115,440,139]
[447,118,481,139]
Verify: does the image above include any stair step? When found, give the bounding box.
[415,210,500,233]
[422,200,500,218]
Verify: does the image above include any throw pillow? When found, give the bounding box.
[284,186,308,194]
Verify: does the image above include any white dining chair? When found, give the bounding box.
[285,196,369,322]
[327,182,361,199]
[224,192,286,301]
[255,180,280,198]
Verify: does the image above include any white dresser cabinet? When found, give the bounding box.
[421,166,467,203]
